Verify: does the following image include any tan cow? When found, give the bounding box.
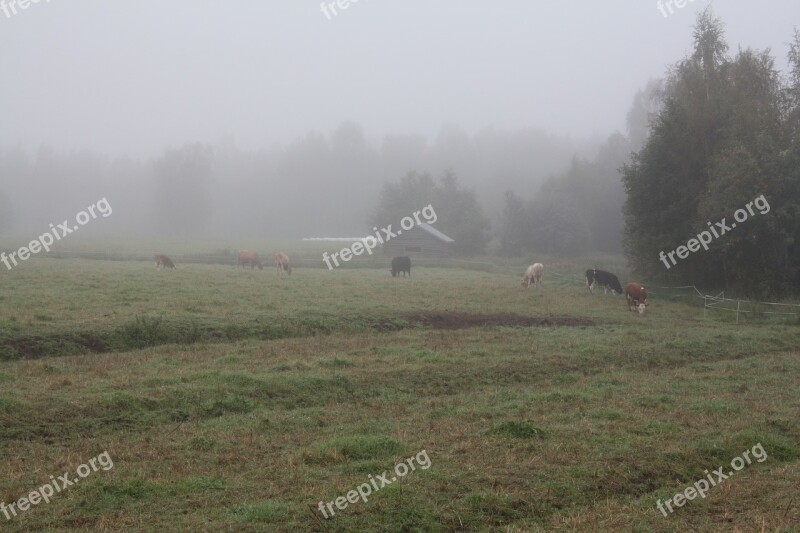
[624,282,648,314]
[275,252,292,275]
[237,250,263,270]
[521,263,544,288]
[155,254,176,269]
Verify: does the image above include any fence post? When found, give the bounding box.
[736,299,740,324]
[703,295,707,319]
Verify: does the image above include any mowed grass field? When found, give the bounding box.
[0,254,799,532]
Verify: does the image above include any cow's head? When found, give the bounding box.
[521,277,529,288]
[632,298,648,314]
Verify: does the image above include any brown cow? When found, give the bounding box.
[624,282,648,314]
[275,252,292,275]
[237,250,263,270]
[155,254,176,270]
[521,263,543,288]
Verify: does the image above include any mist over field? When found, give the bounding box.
[0,2,796,244]
[1,2,799,532]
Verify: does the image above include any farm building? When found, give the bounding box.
[382,223,454,258]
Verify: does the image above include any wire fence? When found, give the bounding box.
[648,285,800,322]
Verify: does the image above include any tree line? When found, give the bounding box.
[623,9,800,295]
[0,125,594,239]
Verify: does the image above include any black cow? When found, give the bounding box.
[391,256,411,277]
[585,269,623,295]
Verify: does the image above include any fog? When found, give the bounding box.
[1,1,798,240]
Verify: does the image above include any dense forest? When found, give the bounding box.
[623,11,800,294]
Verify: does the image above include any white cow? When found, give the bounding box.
[521,263,544,289]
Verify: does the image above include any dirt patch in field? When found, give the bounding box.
[2,334,108,360]
[5,339,39,359]
[404,312,593,330]
[78,333,108,353]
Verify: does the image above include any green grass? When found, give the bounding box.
[0,255,798,531]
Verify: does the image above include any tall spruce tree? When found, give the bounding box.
[622,9,728,278]
[783,30,800,290]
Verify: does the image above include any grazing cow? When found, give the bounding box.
[391,256,411,277]
[586,269,623,295]
[237,250,263,270]
[624,282,648,314]
[275,252,292,276]
[521,263,544,288]
[155,254,176,270]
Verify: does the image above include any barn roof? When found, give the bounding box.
[417,223,454,243]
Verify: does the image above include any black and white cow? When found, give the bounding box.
[585,269,623,295]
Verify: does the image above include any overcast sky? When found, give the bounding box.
[1,1,798,157]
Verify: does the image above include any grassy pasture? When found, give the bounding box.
[0,254,798,532]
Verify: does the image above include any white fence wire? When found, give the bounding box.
[649,285,800,322]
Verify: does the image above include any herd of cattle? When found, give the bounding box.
[154,251,292,275]
[155,251,408,278]
[523,264,649,314]
[153,252,648,314]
